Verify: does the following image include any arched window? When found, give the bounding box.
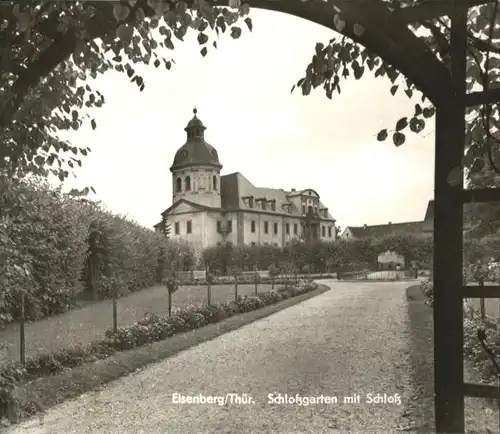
[176,177,182,193]
[213,175,218,190]
[185,176,191,191]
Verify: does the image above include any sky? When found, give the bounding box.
[54,8,435,230]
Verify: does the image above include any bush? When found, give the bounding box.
[421,279,433,306]
[0,175,196,328]
[423,279,500,386]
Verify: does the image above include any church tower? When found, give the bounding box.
[170,109,222,208]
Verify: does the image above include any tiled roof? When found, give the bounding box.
[220,172,335,220]
[343,200,435,239]
[346,221,426,238]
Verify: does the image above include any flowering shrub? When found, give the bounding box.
[421,279,433,306]
[422,279,500,384]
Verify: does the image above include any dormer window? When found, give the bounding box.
[271,200,276,211]
[249,197,254,208]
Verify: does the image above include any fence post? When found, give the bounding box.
[20,291,25,366]
[112,292,118,334]
[168,290,172,317]
[479,280,485,319]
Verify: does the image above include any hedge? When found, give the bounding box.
[0,282,318,419]
[201,235,433,276]
[0,175,195,327]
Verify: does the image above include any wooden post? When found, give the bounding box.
[112,293,118,334]
[20,291,25,365]
[234,278,238,302]
[168,290,172,317]
[434,3,467,432]
[479,281,486,319]
[207,284,211,306]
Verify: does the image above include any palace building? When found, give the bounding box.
[154,109,337,252]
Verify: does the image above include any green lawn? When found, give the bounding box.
[0,283,274,367]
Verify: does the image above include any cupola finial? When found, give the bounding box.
[193,107,197,115]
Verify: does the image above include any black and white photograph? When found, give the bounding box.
[0,0,499,432]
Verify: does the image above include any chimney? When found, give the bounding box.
[388,221,392,225]
[363,224,367,229]
[291,188,296,192]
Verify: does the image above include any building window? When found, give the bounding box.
[176,177,182,193]
[328,226,332,237]
[175,222,180,235]
[322,225,325,237]
[286,223,290,235]
[262,201,266,210]
[217,221,221,233]
[213,175,218,190]
[302,205,306,214]
[249,197,253,208]
[271,201,276,211]
[251,220,256,233]
[227,220,232,233]
[264,221,269,234]
[274,222,278,235]
[315,206,318,214]
[294,223,298,235]
[187,220,192,234]
[185,176,191,191]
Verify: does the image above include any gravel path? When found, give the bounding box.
[7,280,413,434]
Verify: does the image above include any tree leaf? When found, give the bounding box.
[395,117,408,131]
[113,4,130,21]
[91,119,96,130]
[377,129,388,141]
[353,23,365,37]
[405,88,413,98]
[393,132,406,146]
[201,47,208,57]
[422,107,435,118]
[409,117,424,133]
[447,166,463,186]
[198,32,209,45]
[390,85,398,95]
[353,65,364,80]
[414,104,422,116]
[116,24,134,43]
[244,17,253,31]
[230,26,242,39]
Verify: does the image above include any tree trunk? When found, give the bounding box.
[207,284,211,306]
[234,281,238,302]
